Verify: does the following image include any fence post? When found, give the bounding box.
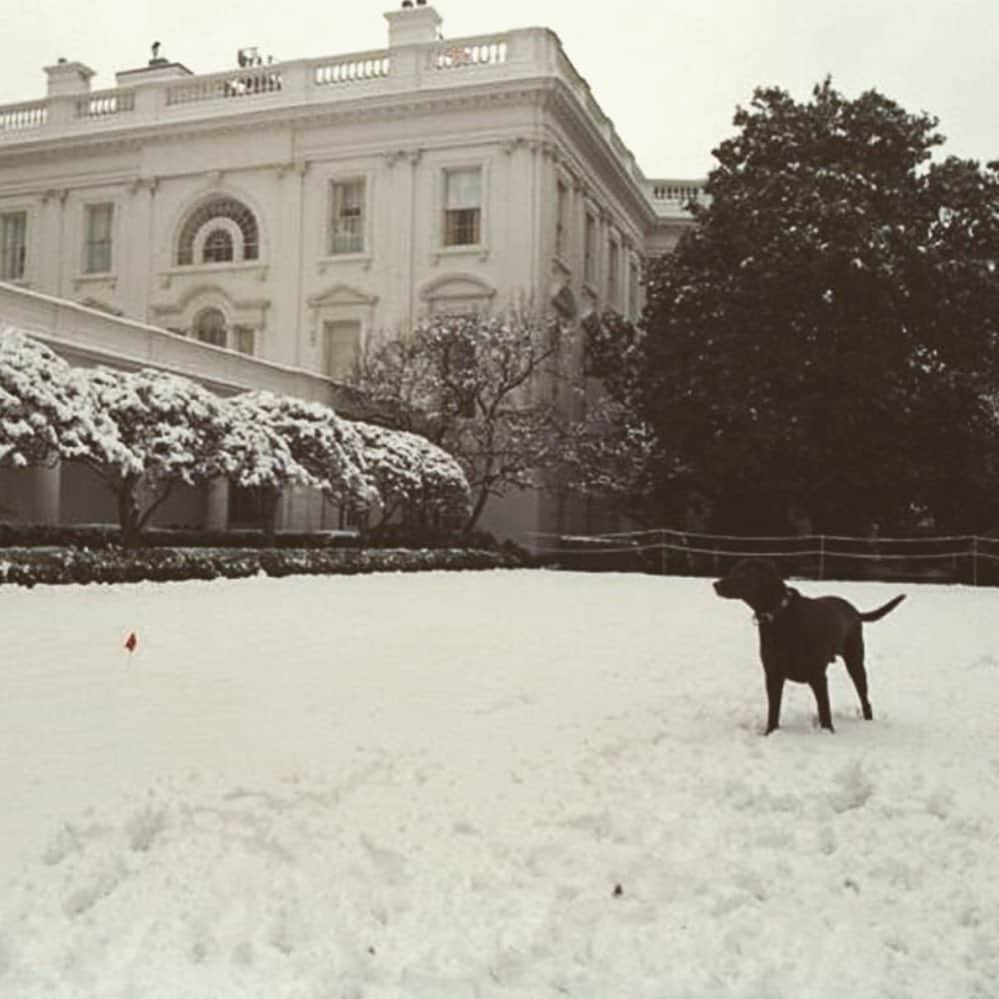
[818,535,825,581]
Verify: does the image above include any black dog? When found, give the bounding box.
[713,558,905,734]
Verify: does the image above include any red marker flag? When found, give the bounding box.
[124,632,138,653]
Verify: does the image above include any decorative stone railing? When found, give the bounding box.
[650,182,705,203]
[166,65,284,106]
[75,89,136,119]
[429,36,508,70]
[0,100,48,132]
[0,27,698,219]
[312,51,391,86]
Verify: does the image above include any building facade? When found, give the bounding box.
[0,4,701,543]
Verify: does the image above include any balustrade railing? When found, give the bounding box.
[0,25,659,204]
[75,90,136,119]
[312,51,391,86]
[651,183,704,203]
[166,66,283,106]
[0,101,47,132]
[430,36,508,70]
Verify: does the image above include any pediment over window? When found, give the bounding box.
[419,273,496,306]
[150,283,270,330]
[307,283,378,309]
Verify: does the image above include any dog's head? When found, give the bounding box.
[713,558,784,606]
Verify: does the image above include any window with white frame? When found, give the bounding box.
[202,227,235,263]
[189,308,255,354]
[83,203,114,274]
[323,320,362,380]
[233,325,255,355]
[193,307,227,348]
[329,179,365,255]
[1,211,27,281]
[443,168,482,247]
[177,197,259,266]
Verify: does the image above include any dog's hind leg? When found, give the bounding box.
[843,632,873,720]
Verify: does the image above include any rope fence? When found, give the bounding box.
[530,529,999,585]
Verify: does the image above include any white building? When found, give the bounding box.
[0,4,701,543]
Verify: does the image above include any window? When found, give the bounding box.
[330,180,365,254]
[608,238,620,305]
[555,180,567,259]
[83,203,114,274]
[233,325,255,356]
[323,320,362,380]
[443,168,481,247]
[177,197,259,266]
[202,227,234,263]
[584,212,596,286]
[193,307,227,347]
[1,211,27,281]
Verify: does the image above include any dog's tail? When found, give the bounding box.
[860,594,906,622]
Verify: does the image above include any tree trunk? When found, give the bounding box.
[463,484,492,537]
[116,475,143,548]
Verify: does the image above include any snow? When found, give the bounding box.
[1,570,997,997]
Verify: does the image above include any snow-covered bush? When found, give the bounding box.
[350,421,470,529]
[234,391,376,509]
[80,366,230,545]
[220,393,321,536]
[0,326,122,469]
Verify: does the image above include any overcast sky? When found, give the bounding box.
[2,0,997,179]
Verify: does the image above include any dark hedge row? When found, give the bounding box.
[0,522,523,555]
[0,546,526,587]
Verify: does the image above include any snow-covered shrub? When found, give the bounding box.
[220,393,320,536]
[80,366,230,544]
[350,420,469,528]
[235,391,376,509]
[0,326,122,469]
[409,431,470,522]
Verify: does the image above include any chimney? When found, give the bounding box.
[385,3,442,48]
[44,60,95,97]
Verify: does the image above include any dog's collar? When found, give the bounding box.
[755,588,796,625]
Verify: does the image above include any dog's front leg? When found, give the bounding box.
[809,675,835,732]
[764,672,784,734]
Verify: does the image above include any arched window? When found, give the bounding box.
[177,197,260,266]
[193,307,227,347]
[202,227,234,263]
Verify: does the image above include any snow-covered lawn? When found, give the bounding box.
[1,569,996,998]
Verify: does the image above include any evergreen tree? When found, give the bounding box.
[597,80,999,533]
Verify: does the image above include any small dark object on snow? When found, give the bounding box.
[713,558,905,734]
[124,631,138,653]
[613,883,623,897]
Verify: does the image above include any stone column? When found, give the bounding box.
[203,477,229,531]
[28,461,62,525]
